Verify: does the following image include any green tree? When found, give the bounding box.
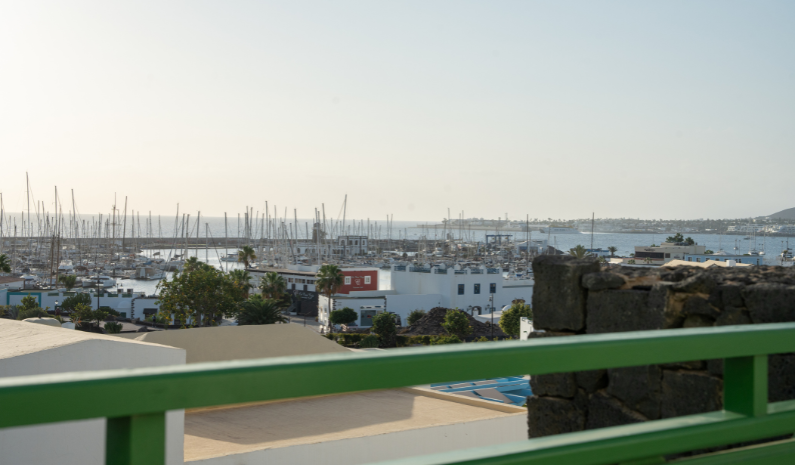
[157,310,172,329]
[499,302,533,337]
[157,262,245,326]
[329,307,358,326]
[705,250,714,254]
[237,295,288,325]
[407,309,426,326]
[643,256,653,264]
[228,269,253,298]
[567,245,592,259]
[666,233,694,245]
[371,312,398,347]
[0,254,11,273]
[316,264,345,326]
[61,293,92,312]
[607,246,618,258]
[627,259,636,264]
[71,303,94,328]
[237,245,257,268]
[104,322,123,334]
[58,274,77,291]
[442,309,473,339]
[19,294,39,312]
[259,272,287,300]
[359,334,380,348]
[183,256,202,272]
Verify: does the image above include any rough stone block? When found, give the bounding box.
[744,283,795,324]
[585,390,648,430]
[575,369,608,393]
[673,274,718,295]
[683,295,720,318]
[648,281,685,328]
[661,370,722,418]
[607,365,662,420]
[586,289,662,334]
[582,272,626,291]
[769,354,795,402]
[532,255,600,332]
[683,314,715,328]
[527,396,585,438]
[709,283,745,309]
[715,306,751,326]
[530,372,577,398]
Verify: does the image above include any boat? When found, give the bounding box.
[82,275,117,288]
[539,227,582,235]
[220,252,239,262]
[132,266,165,280]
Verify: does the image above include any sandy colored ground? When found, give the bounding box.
[117,323,349,363]
[184,389,520,461]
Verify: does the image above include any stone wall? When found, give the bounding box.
[527,255,795,439]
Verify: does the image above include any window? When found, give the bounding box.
[364,276,371,284]
[303,285,307,291]
[490,283,497,294]
[665,253,670,258]
[474,283,481,294]
[696,258,700,262]
[345,276,351,285]
[291,284,296,290]
[687,257,692,261]
[288,278,293,283]
[458,284,465,295]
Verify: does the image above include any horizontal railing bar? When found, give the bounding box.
[2,323,795,429]
[672,438,795,464]
[372,401,795,465]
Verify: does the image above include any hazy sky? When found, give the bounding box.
[1,1,793,221]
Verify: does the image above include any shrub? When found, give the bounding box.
[406,310,426,326]
[442,309,472,338]
[17,307,50,320]
[430,335,462,345]
[104,322,123,334]
[324,333,335,340]
[329,307,358,326]
[360,334,380,348]
[499,302,533,337]
[61,293,92,311]
[474,336,490,342]
[396,335,409,347]
[372,312,397,348]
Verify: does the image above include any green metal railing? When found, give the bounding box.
[2,323,795,464]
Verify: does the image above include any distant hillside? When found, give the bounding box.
[767,207,795,220]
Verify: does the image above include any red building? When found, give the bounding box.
[339,268,378,294]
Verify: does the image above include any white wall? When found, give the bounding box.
[0,337,186,465]
[186,414,526,465]
[385,294,443,322]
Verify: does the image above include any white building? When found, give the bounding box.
[318,264,533,328]
[0,319,185,465]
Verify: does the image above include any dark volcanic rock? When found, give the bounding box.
[400,307,506,337]
[648,281,686,328]
[575,370,608,394]
[582,272,626,291]
[769,354,795,402]
[683,295,720,318]
[586,289,663,334]
[607,365,662,420]
[530,372,577,398]
[661,370,722,418]
[683,314,715,328]
[527,396,585,438]
[531,255,600,332]
[715,306,752,326]
[743,283,795,324]
[585,390,648,430]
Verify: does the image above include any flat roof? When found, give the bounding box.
[0,319,179,360]
[184,388,523,462]
[248,267,317,277]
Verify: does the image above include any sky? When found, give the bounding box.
[1,1,793,222]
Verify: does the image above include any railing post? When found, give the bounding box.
[724,354,768,417]
[106,412,166,465]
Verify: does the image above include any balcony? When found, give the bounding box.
[2,323,795,464]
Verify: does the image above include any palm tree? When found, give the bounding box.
[607,246,618,258]
[567,245,592,259]
[237,295,288,325]
[238,245,257,268]
[259,271,286,300]
[228,269,252,296]
[0,254,11,273]
[315,264,344,328]
[58,274,77,291]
